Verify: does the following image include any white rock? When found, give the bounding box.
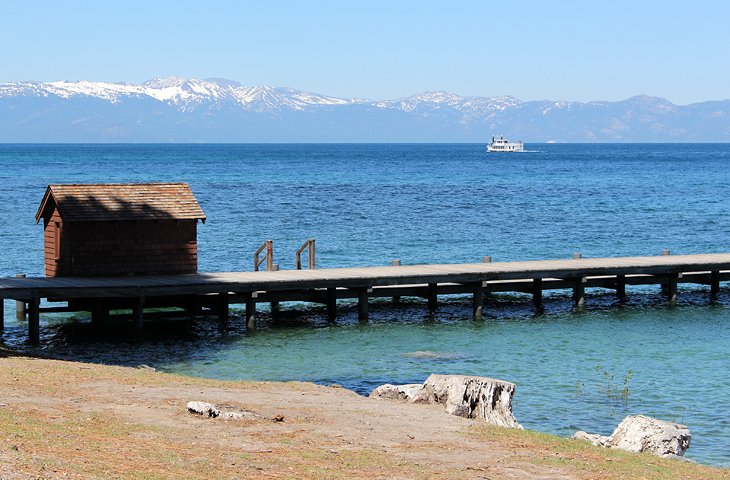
[414,374,522,429]
[187,401,260,420]
[573,431,609,446]
[368,383,423,401]
[369,374,522,429]
[187,401,220,418]
[606,415,691,457]
[220,410,259,420]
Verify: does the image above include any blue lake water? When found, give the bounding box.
[1,143,729,466]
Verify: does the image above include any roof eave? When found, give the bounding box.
[35,186,56,224]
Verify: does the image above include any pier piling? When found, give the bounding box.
[666,274,679,303]
[133,296,144,334]
[218,292,229,322]
[357,288,369,323]
[427,283,438,311]
[245,293,256,331]
[15,274,26,320]
[28,297,39,345]
[91,299,108,324]
[326,288,337,320]
[391,260,401,304]
[532,278,543,307]
[573,277,586,308]
[711,271,720,297]
[616,274,626,300]
[472,283,484,321]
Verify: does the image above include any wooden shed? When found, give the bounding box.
[35,183,206,277]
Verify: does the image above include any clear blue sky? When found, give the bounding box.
[2,1,728,104]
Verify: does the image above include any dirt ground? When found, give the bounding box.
[0,352,727,480]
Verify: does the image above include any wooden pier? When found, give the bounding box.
[1,252,729,344]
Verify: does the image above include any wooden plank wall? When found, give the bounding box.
[49,219,198,277]
[43,209,62,277]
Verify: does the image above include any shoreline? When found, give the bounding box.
[0,348,727,479]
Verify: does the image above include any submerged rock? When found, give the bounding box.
[369,374,522,429]
[574,414,691,458]
[400,351,462,360]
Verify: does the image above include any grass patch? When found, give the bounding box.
[467,424,730,480]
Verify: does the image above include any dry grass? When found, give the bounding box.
[0,405,434,479]
[468,424,730,480]
[0,349,728,479]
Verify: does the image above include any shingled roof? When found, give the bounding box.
[35,183,206,223]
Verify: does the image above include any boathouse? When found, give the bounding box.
[35,183,206,277]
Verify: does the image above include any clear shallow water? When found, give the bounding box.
[1,143,729,466]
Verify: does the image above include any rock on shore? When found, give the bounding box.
[574,414,691,458]
[186,401,260,420]
[370,374,522,429]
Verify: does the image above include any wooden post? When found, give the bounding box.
[392,260,401,304]
[616,274,626,300]
[666,274,678,304]
[270,265,280,314]
[358,288,369,323]
[308,239,316,269]
[659,251,672,296]
[218,292,229,322]
[185,300,202,316]
[532,278,543,307]
[572,252,582,260]
[326,288,337,320]
[15,300,25,321]
[91,299,108,324]
[28,297,40,345]
[245,293,256,331]
[266,240,274,271]
[16,274,26,321]
[573,277,586,308]
[483,281,491,299]
[427,283,438,311]
[710,271,720,298]
[133,296,144,334]
[483,256,492,263]
[472,283,484,321]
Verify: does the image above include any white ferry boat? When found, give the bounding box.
[487,136,524,152]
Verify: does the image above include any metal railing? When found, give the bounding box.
[254,240,274,271]
[295,238,316,270]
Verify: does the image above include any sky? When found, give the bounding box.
[1,1,729,104]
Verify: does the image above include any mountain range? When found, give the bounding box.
[1,77,728,142]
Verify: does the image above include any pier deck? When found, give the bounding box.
[2,253,729,344]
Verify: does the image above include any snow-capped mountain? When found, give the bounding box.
[0,77,357,112]
[375,91,520,114]
[0,78,728,142]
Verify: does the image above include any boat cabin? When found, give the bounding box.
[35,183,206,277]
